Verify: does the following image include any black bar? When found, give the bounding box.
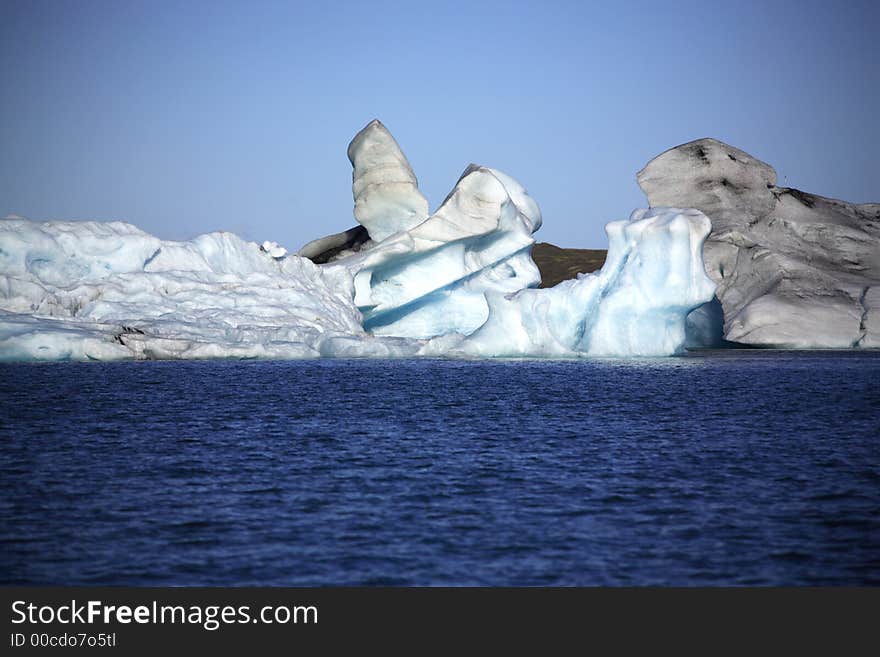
[2,587,877,652]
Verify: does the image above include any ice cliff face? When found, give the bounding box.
[0,121,718,361]
[639,138,880,348]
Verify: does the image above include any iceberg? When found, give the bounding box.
[0,122,718,361]
[0,219,413,360]
[330,163,543,339]
[639,138,880,348]
[455,207,715,357]
[347,119,430,243]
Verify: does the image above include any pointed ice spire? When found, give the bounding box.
[347,119,430,242]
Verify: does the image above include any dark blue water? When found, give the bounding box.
[1,352,878,586]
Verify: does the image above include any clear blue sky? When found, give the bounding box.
[1,0,877,248]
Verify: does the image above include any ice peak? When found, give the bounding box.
[346,119,430,242]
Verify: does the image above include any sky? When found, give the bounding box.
[1,0,877,249]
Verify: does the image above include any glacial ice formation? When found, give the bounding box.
[0,207,714,360]
[347,119,430,243]
[330,164,544,339]
[455,207,716,357]
[0,219,401,360]
[296,120,547,339]
[298,225,370,263]
[639,138,880,348]
[0,121,719,361]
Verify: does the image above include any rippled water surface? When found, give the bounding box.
[1,352,878,585]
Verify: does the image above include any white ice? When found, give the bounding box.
[260,240,288,259]
[332,164,543,339]
[0,121,718,361]
[348,120,430,243]
[0,218,413,360]
[0,209,714,360]
[454,207,716,357]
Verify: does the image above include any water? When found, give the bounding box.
[1,352,878,586]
